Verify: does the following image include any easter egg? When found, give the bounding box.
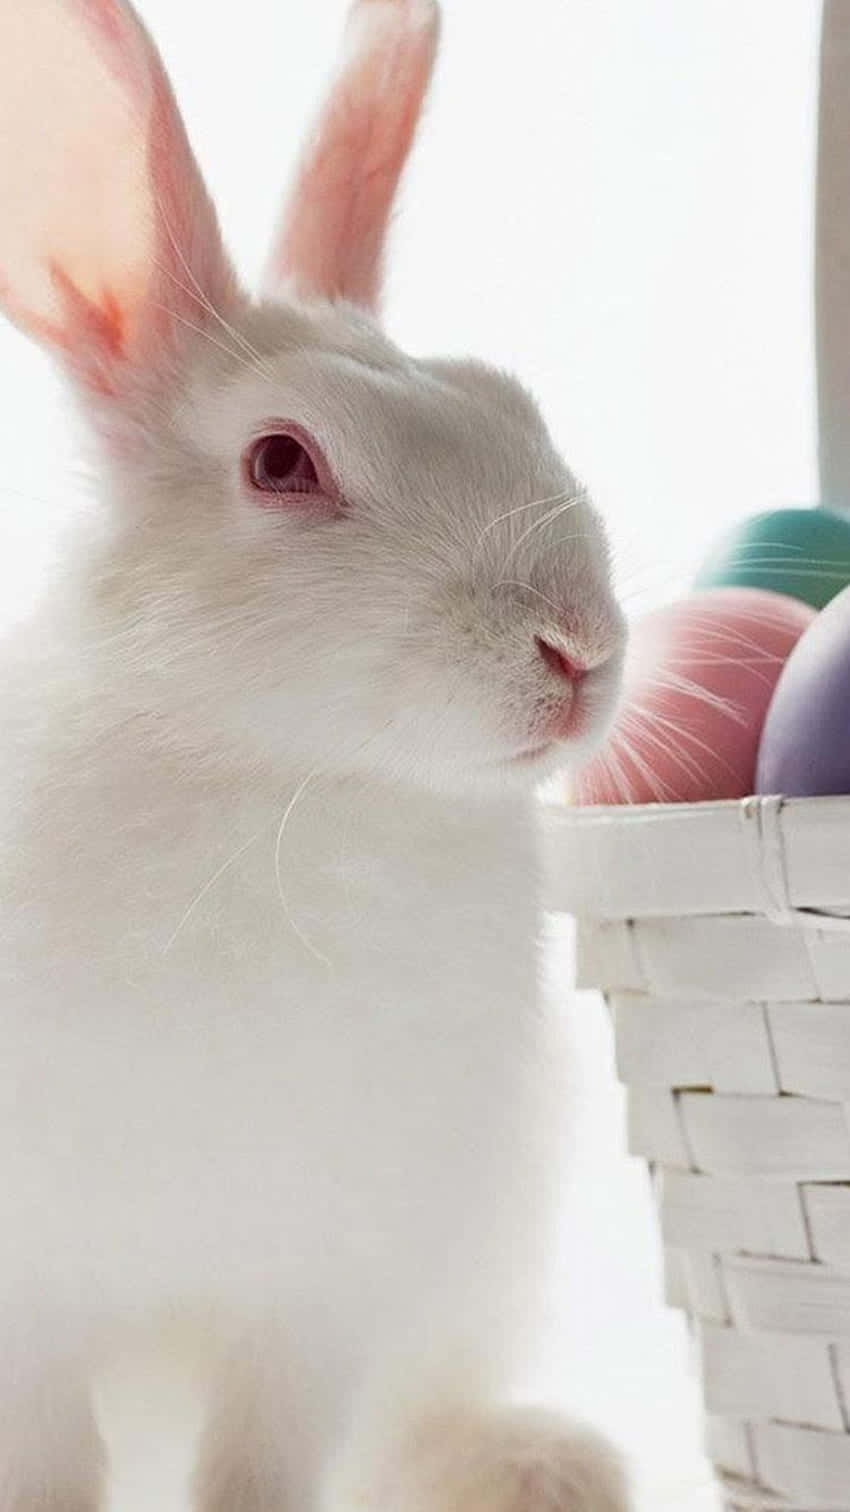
[575,587,816,805]
[756,583,850,796]
[693,506,850,610]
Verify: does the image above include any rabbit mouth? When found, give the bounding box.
[510,724,586,766]
[509,719,586,765]
[505,668,620,768]
[510,743,556,765]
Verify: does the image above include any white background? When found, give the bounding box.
[0,1,826,1507]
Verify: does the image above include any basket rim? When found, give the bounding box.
[543,793,850,824]
[541,793,850,922]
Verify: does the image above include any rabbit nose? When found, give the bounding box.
[535,635,588,685]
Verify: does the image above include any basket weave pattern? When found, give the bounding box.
[543,796,850,1511]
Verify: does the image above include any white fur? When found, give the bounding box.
[0,6,629,1510]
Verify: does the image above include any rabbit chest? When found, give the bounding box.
[0,736,553,1319]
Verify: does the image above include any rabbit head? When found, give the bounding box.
[0,0,625,795]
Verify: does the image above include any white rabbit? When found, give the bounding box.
[0,1,629,1509]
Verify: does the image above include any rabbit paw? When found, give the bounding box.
[326,1403,631,1512]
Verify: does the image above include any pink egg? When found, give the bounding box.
[575,587,816,804]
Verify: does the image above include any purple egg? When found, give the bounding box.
[756,583,850,796]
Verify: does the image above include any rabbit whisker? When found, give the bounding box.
[503,491,587,572]
[153,304,271,380]
[154,256,274,381]
[490,579,564,614]
[152,190,275,380]
[622,705,717,790]
[272,717,400,965]
[163,826,267,954]
[471,488,578,560]
[274,764,334,969]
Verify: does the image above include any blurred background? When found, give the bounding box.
[0,1,826,1507]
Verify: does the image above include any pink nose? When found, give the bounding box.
[535,635,587,685]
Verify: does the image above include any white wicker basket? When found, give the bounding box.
[542,794,850,1511]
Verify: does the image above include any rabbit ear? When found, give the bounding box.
[263,0,439,313]
[0,0,236,399]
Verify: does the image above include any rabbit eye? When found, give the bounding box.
[243,425,342,514]
[248,433,320,494]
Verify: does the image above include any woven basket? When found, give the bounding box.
[542,794,850,1511]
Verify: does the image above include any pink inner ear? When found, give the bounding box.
[0,0,234,395]
[265,0,439,311]
[0,0,154,361]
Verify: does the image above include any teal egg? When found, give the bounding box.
[693,506,850,610]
